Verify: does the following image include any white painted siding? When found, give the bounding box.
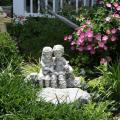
[13,0,25,16]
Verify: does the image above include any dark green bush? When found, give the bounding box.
[8,17,73,61]
[0,33,22,70]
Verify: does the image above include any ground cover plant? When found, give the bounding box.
[0,33,22,70]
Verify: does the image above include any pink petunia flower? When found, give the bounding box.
[111,35,117,41]
[118,26,120,31]
[112,14,120,18]
[102,35,108,42]
[100,58,107,64]
[64,36,68,41]
[78,47,84,52]
[106,29,111,34]
[90,49,95,55]
[86,20,91,25]
[88,37,93,42]
[76,30,82,36]
[80,32,85,39]
[111,28,117,34]
[68,35,72,41]
[113,2,119,7]
[106,3,112,8]
[95,33,102,40]
[71,41,76,45]
[103,45,108,50]
[98,42,105,48]
[87,45,92,51]
[86,30,93,38]
[116,6,120,11]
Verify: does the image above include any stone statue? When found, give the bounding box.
[0,7,11,32]
[38,47,54,87]
[27,45,80,88]
[52,45,74,88]
[26,45,91,104]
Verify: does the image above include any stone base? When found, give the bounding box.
[37,88,91,104]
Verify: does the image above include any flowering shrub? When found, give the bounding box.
[13,15,27,25]
[64,0,120,65]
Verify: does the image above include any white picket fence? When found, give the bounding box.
[13,0,96,17]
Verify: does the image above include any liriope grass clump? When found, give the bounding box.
[0,33,22,70]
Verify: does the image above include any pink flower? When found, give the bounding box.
[118,26,120,30]
[113,2,119,7]
[106,29,111,35]
[95,33,102,40]
[78,47,84,52]
[78,37,84,42]
[111,28,117,34]
[102,35,108,42]
[71,41,76,45]
[88,37,93,42]
[116,6,120,11]
[100,58,107,64]
[82,24,87,29]
[86,20,91,25]
[103,45,108,50]
[64,36,68,41]
[98,42,105,48]
[112,14,120,18]
[87,45,92,51]
[76,29,82,36]
[106,3,112,8]
[105,17,111,22]
[86,30,93,38]
[90,49,95,55]
[111,35,117,41]
[80,32,85,39]
[68,35,72,41]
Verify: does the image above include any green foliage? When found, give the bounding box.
[0,33,22,70]
[0,65,111,120]
[88,62,120,111]
[8,17,73,61]
[21,62,40,76]
[0,0,12,6]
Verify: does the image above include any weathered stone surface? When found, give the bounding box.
[37,88,91,104]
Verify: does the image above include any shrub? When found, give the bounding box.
[0,33,22,70]
[8,17,73,61]
[64,1,120,67]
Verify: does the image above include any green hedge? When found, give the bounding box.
[0,33,22,70]
[8,17,73,61]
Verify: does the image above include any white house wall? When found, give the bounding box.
[13,0,25,16]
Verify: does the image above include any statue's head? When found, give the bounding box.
[53,45,64,58]
[42,47,53,60]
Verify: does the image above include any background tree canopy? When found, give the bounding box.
[0,0,12,6]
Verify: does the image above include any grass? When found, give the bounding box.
[0,63,112,120]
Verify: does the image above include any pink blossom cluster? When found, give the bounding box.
[106,2,120,19]
[64,21,120,64]
[13,15,27,25]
